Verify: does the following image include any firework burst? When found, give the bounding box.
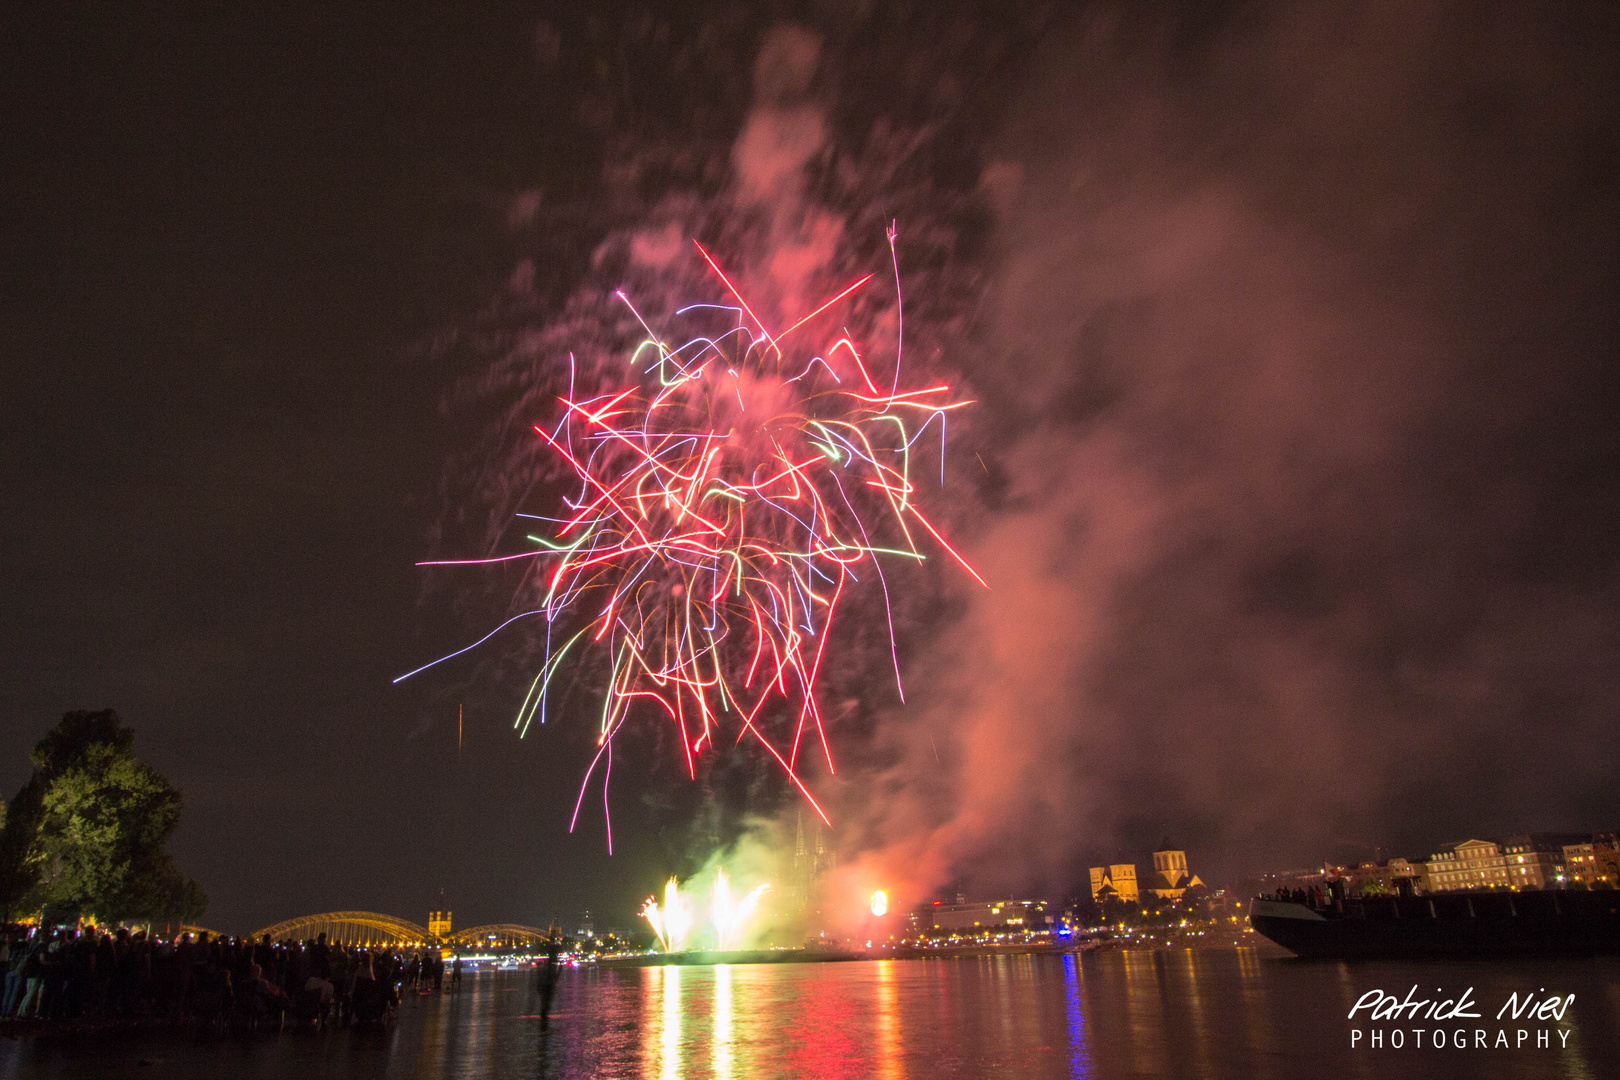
[398,233,983,846]
[639,870,769,953]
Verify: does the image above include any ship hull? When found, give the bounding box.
[1250,891,1620,960]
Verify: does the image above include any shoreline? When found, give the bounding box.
[596,939,1269,968]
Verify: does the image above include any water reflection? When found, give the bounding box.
[1117,948,1169,1077]
[713,964,732,1080]
[874,959,901,1080]
[659,965,681,1080]
[4,952,1617,1079]
[1062,954,1092,1080]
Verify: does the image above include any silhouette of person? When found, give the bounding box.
[537,925,563,1026]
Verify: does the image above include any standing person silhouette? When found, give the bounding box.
[537,925,563,1026]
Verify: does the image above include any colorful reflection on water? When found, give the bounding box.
[3,951,1617,1078]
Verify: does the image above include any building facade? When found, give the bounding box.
[1344,857,1420,893]
[1599,836,1620,886]
[1499,834,1584,889]
[925,899,1050,933]
[1423,840,1510,891]
[1420,835,1589,892]
[1276,831,1620,899]
[1563,843,1598,886]
[1089,863,1139,904]
[1149,844,1204,900]
[1564,834,1620,888]
[788,806,836,922]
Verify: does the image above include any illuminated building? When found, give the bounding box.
[1597,833,1620,886]
[1499,834,1584,889]
[1564,842,1598,885]
[428,910,452,938]
[1344,857,1419,893]
[1564,833,1619,887]
[1089,863,1138,903]
[924,899,1050,933]
[1422,840,1509,891]
[1420,834,1585,892]
[1599,835,1620,886]
[1149,841,1203,900]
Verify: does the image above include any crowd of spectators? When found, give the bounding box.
[1,924,449,1031]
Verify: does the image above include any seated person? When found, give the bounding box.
[243,963,285,1016]
[304,973,335,1005]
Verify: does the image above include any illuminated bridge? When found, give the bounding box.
[445,924,553,949]
[250,912,434,947]
[248,912,553,950]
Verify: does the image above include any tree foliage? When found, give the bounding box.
[0,710,206,924]
[0,777,46,919]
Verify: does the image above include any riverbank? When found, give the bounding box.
[598,948,865,968]
[598,940,1112,967]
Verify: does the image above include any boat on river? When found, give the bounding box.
[1250,889,1620,959]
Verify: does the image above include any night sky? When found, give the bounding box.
[4,3,1618,935]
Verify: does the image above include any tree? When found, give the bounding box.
[0,778,54,922]
[0,710,206,925]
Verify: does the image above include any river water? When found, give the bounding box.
[3,949,1617,1078]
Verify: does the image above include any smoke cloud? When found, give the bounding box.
[443,4,1616,924]
[829,2,1620,912]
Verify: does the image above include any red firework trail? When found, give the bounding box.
[398,235,984,848]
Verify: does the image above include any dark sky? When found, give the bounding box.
[4,3,1619,934]
[0,4,632,932]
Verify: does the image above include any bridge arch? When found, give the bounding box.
[249,912,433,947]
